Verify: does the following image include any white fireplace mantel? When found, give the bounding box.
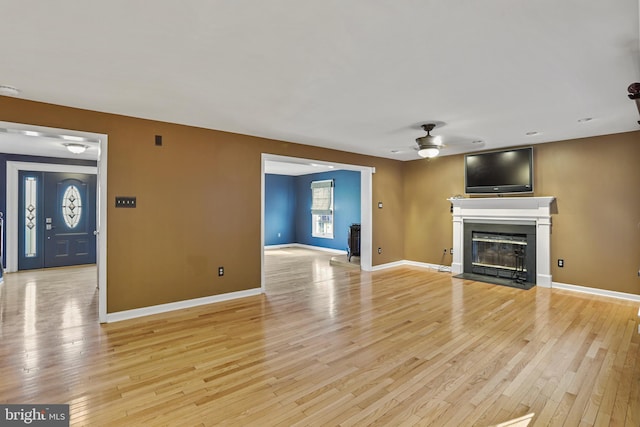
[449,196,555,287]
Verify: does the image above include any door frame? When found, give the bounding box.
[7,157,108,322]
[260,153,374,292]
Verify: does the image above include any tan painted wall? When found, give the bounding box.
[3,95,638,306]
[404,131,640,295]
[1,96,405,312]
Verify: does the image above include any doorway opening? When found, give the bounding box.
[260,153,374,292]
[1,121,108,322]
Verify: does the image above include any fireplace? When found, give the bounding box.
[449,197,555,288]
[463,222,536,288]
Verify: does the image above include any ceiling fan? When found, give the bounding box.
[415,123,444,158]
[413,123,484,159]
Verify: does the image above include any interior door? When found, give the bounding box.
[18,171,96,270]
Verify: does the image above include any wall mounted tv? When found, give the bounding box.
[464,147,533,194]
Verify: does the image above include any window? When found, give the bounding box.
[311,179,334,238]
[62,185,82,229]
[24,176,38,258]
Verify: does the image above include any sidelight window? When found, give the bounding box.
[24,176,38,258]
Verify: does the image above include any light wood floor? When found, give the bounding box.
[0,248,639,426]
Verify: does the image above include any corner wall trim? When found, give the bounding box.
[105,288,263,323]
[552,282,640,303]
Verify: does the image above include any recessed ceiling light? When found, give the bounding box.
[525,131,539,136]
[577,117,593,123]
[0,85,21,96]
[390,150,401,153]
[61,135,86,142]
[472,140,484,144]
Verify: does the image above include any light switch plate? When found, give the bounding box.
[115,197,136,208]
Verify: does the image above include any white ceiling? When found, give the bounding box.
[1,1,639,163]
[0,122,100,161]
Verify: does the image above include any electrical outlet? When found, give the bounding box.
[558,259,564,268]
[450,248,454,255]
[218,266,224,276]
[377,248,382,254]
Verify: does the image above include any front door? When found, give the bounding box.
[18,171,97,270]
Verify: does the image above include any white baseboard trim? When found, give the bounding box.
[371,259,451,272]
[106,288,263,323]
[369,262,640,303]
[264,243,347,255]
[370,260,407,271]
[404,260,451,272]
[264,244,295,250]
[552,282,640,303]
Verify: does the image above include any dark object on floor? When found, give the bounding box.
[347,223,361,262]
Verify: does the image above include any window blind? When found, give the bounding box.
[310,180,333,215]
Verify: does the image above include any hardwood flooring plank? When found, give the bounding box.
[0,249,639,425]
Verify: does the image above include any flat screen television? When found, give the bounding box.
[465,147,533,194]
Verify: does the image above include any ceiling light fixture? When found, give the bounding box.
[577,117,593,123]
[418,147,440,158]
[416,124,442,158]
[0,85,21,96]
[64,143,88,154]
[525,131,539,136]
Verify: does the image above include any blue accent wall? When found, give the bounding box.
[265,170,361,251]
[0,153,97,267]
[264,174,296,245]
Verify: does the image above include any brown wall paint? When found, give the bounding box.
[3,96,639,309]
[1,96,405,312]
[404,155,461,266]
[535,133,640,294]
[404,131,640,295]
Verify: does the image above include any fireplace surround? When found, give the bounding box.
[449,197,555,287]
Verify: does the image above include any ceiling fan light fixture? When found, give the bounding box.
[418,147,440,158]
[64,143,88,154]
